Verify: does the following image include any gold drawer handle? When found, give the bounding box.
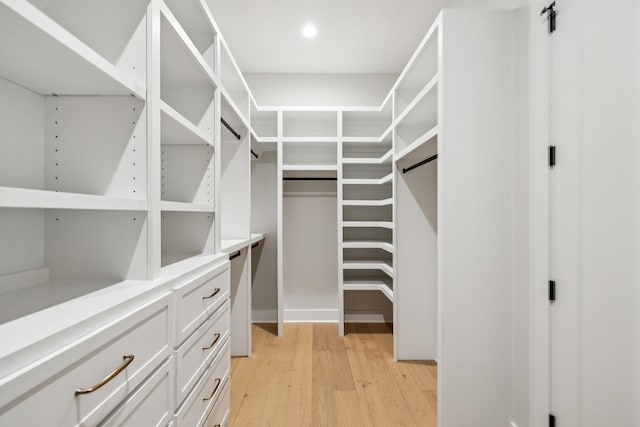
[75,354,135,396]
[203,378,221,401]
[203,288,221,300]
[203,333,221,351]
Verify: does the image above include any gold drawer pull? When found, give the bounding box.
[203,378,221,401]
[203,333,221,351]
[203,288,221,300]
[75,354,135,396]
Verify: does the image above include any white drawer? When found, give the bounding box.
[175,300,230,407]
[174,343,230,427]
[0,293,172,427]
[204,380,230,427]
[99,356,175,427]
[174,261,230,345]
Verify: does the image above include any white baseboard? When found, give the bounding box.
[284,309,338,323]
[345,309,393,323]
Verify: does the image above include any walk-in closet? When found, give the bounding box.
[1,0,638,426]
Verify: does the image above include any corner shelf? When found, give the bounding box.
[342,260,393,277]
[342,241,393,253]
[343,279,394,302]
[341,198,393,207]
[342,149,393,165]
[342,221,394,229]
[342,173,393,185]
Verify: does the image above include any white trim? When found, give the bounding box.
[344,309,393,324]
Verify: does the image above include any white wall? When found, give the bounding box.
[250,151,278,322]
[245,73,396,107]
[511,6,530,427]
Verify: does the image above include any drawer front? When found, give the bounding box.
[175,343,230,427]
[204,380,230,427]
[0,293,172,427]
[174,261,230,345]
[175,300,230,407]
[99,356,175,427]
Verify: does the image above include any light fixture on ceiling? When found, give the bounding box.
[301,24,318,39]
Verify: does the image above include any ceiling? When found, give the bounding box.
[205,0,530,76]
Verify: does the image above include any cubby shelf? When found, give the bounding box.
[220,87,250,130]
[161,4,217,88]
[343,280,393,302]
[342,173,393,185]
[342,241,393,253]
[342,261,393,277]
[394,75,439,128]
[343,149,393,165]
[395,125,439,162]
[342,221,394,229]
[341,198,393,207]
[0,187,147,211]
[159,200,213,212]
[160,101,212,146]
[0,0,145,97]
[282,165,338,171]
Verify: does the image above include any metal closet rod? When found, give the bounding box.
[221,117,241,140]
[402,154,438,174]
[229,250,241,260]
[251,242,259,249]
[283,177,337,181]
[251,149,259,159]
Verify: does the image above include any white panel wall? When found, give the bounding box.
[282,191,338,321]
[250,151,278,322]
[438,10,513,427]
[245,73,396,107]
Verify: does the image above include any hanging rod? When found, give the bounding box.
[229,250,241,260]
[283,177,337,181]
[251,149,259,159]
[402,154,438,174]
[251,242,259,249]
[221,117,241,140]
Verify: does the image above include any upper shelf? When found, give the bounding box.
[0,187,147,211]
[160,101,212,146]
[0,0,145,97]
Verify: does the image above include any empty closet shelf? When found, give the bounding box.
[0,187,147,211]
[342,241,393,253]
[159,201,214,212]
[342,173,392,185]
[395,125,439,162]
[343,280,393,302]
[342,149,393,165]
[342,221,393,229]
[342,261,393,277]
[342,198,393,207]
[394,74,439,128]
[220,233,265,254]
[282,165,338,171]
[0,2,144,97]
[160,101,212,146]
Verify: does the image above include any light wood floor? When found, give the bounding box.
[230,323,437,427]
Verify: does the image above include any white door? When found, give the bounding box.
[549,0,640,426]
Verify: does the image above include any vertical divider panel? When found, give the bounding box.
[213,36,222,254]
[276,110,284,336]
[391,93,398,360]
[147,0,162,279]
[337,111,344,336]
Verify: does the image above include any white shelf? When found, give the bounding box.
[220,88,250,130]
[0,1,144,97]
[282,165,338,171]
[341,199,393,207]
[342,241,393,253]
[0,187,147,211]
[221,232,264,253]
[342,221,394,229]
[342,173,393,185]
[160,101,212,146]
[161,4,217,87]
[281,137,338,143]
[343,280,394,302]
[394,74,439,127]
[342,261,393,277]
[395,125,439,162]
[343,149,393,165]
[159,200,214,212]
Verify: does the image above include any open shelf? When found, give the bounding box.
[343,279,393,302]
[394,19,439,118]
[283,111,337,138]
[396,125,439,162]
[395,78,439,156]
[220,42,249,121]
[0,1,145,97]
[159,201,213,213]
[161,211,215,268]
[343,173,392,185]
[0,187,146,211]
[164,0,217,72]
[283,140,337,166]
[343,241,393,253]
[342,221,393,229]
[342,198,393,206]
[251,101,277,139]
[342,100,392,138]
[160,101,212,146]
[342,260,393,277]
[161,144,214,205]
[282,165,338,171]
[343,149,392,165]
[221,92,249,141]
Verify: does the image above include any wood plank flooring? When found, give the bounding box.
[229,323,437,427]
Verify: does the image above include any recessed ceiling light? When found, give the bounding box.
[301,24,318,39]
